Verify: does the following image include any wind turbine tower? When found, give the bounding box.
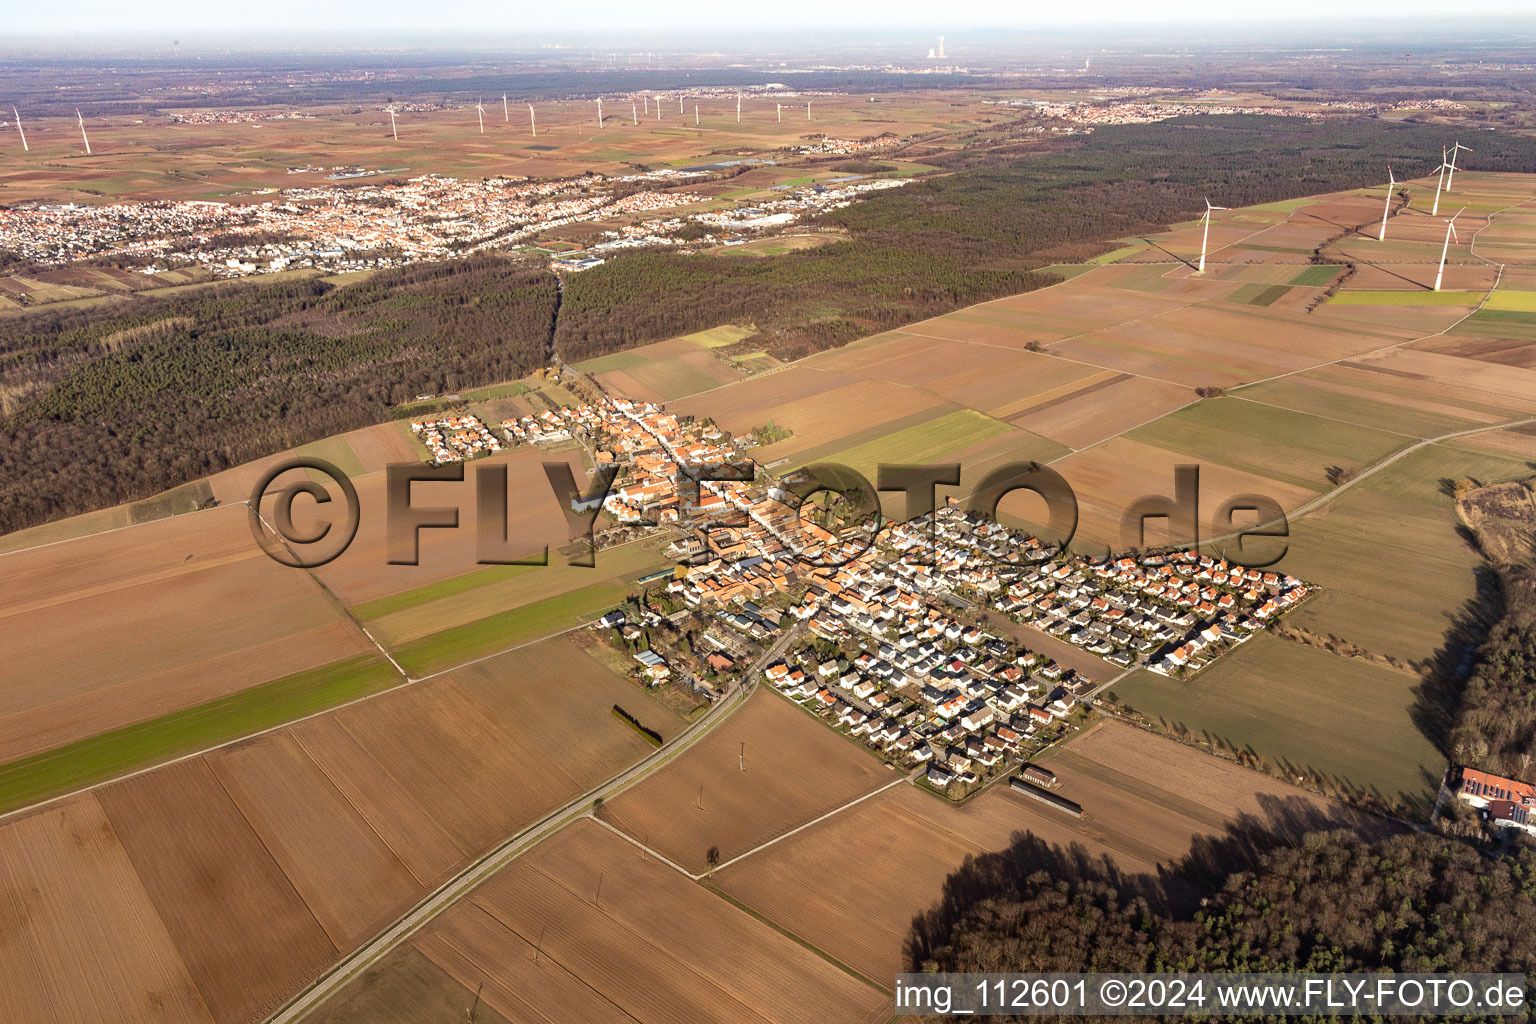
[632,98,638,125]
[388,107,398,140]
[1446,141,1473,191]
[13,107,28,152]
[528,103,536,137]
[76,109,91,155]
[1431,146,1450,216]
[695,104,699,126]
[736,93,741,123]
[806,99,812,120]
[654,95,661,120]
[1377,166,1397,241]
[503,95,509,122]
[596,98,603,128]
[1197,198,1228,273]
[776,102,782,123]
[475,99,485,134]
[1434,208,1464,292]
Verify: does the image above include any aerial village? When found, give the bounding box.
[0,162,909,277]
[491,380,1316,797]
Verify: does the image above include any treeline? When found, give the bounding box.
[1449,479,1536,780]
[916,829,1536,1011]
[0,256,557,533]
[557,116,1536,360]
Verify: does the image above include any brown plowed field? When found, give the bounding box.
[97,759,339,1024]
[598,689,891,873]
[0,503,368,762]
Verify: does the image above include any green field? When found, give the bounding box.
[360,538,670,628]
[1483,290,1536,312]
[1111,635,1445,816]
[1290,265,1344,287]
[1088,244,1146,265]
[682,324,758,348]
[1228,283,1292,306]
[0,655,400,814]
[1328,289,1484,306]
[461,380,532,402]
[788,409,1014,480]
[1276,444,1531,664]
[1126,397,1411,492]
[390,582,635,676]
[1234,375,1483,438]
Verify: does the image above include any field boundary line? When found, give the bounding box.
[585,813,697,878]
[709,773,914,876]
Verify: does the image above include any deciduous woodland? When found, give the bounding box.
[914,830,1536,1011]
[5,117,1536,534]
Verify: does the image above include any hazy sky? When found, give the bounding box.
[17,1,1536,37]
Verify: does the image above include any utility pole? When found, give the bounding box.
[594,872,604,908]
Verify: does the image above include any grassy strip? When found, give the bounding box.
[0,655,399,814]
[391,582,632,676]
[352,563,542,621]
[611,705,664,747]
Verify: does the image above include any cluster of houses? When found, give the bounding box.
[795,134,902,155]
[0,173,700,276]
[1454,766,1536,836]
[763,599,1086,787]
[555,386,1311,792]
[408,414,502,463]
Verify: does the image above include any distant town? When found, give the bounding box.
[0,158,910,278]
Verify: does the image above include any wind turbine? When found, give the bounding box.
[1196,198,1228,273]
[387,106,398,140]
[596,98,603,128]
[1431,146,1451,217]
[503,95,509,122]
[776,102,782,123]
[1445,141,1473,191]
[632,98,638,125]
[1376,166,1397,241]
[528,103,536,137]
[654,95,661,120]
[679,96,684,114]
[643,95,649,116]
[1433,207,1465,293]
[475,99,485,135]
[76,108,91,155]
[13,107,27,152]
[806,99,812,120]
[736,93,741,123]
[695,104,699,126]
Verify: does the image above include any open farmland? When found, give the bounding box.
[0,90,991,206]
[0,503,376,764]
[1111,635,1447,814]
[574,326,758,403]
[0,796,213,1024]
[97,759,343,1024]
[315,819,887,1024]
[597,690,892,873]
[0,631,673,1023]
[715,720,1375,983]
